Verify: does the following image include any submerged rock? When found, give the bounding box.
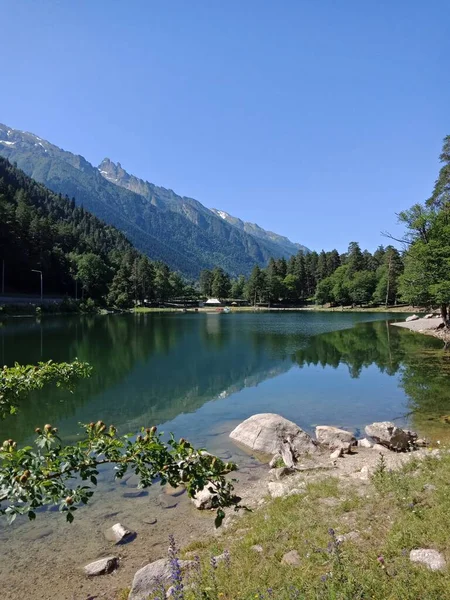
[84,556,118,576]
[409,549,446,571]
[365,421,417,451]
[229,413,318,459]
[104,523,135,544]
[192,482,219,510]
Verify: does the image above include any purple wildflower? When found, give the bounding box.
[168,535,184,600]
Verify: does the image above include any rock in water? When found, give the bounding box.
[315,425,356,450]
[128,558,194,600]
[84,556,118,576]
[192,482,219,509]
[104,523,135,544]
[409,549,446,571]
[406,315,419,322]
[229,413,318,458]
[364,422,417,451]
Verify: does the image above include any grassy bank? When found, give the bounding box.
[132,305,416,314]
[122,449,450,600]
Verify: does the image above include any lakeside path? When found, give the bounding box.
[391,316,450,345]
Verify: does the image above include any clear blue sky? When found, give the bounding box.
[2,1,449,252]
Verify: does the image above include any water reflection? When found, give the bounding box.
[1,312,449,446]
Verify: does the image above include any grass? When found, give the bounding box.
[166,451,450,600]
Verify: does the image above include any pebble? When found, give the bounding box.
[281,550,301,566]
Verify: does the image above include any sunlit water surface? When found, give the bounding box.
[0,312,449,599]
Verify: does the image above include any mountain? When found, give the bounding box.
[0,156,136,296]
[0,123,309,277]
[210,208,305,257]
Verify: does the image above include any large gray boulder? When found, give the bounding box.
[315,426,356,450]
[229,414,318,460]
[364,422,417,451]
[128,558,194,600]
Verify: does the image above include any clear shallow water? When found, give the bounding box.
[1,311,449,599]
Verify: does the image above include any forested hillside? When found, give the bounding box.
[0,124,308,277]
[0,158,188,307]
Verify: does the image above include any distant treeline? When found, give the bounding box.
[199,243,403,306]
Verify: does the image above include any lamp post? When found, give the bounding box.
[31,269,43,302]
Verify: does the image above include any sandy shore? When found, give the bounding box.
[391,316,450,344]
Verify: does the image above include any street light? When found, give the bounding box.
[31,269,43,302]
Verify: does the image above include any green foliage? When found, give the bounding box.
[0,422,238,524]
[211,267,231,299]
[0,360,91,420]
[399,136,450,319]
[0,360,240,524]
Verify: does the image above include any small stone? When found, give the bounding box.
[123,490,148,499]
[213,552,228,563]
[423,483,437,492]
[251,544,263,553]
[268,481,288,498]
[164,484,186,497]
[192,483,219,510]
[416,438,429,447]
[124,474,141,488]
[330,448,343,460]
[281,550,301,565]
[358,438,373,448]
[410,549,446,571]
[360,466,370,480]
[144,517,158,525]
[84,556,118,576]
[104,523,135,544]
[336,531,360,544]
[158,495,178,509]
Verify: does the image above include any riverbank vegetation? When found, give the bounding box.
[135,450,450,600]
[397,135,450,325]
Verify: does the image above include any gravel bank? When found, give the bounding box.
[391,316,450,344]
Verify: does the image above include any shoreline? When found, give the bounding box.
[391,316,450,345]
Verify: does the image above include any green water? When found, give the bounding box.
[2,311,450,600]
[1,311,449,448]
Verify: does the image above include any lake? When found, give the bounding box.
[0,311,449,599]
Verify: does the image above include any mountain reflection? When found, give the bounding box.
[1,313,448,444]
